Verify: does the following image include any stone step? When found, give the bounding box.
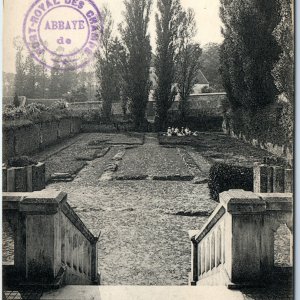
[41,285,245,300]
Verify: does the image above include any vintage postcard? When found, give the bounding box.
[2,0,294,299]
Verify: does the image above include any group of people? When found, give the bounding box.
[166,126,197,137]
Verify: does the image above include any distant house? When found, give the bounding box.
[148,67,210,99]
[192,70,210,94]
[146,68,211,117]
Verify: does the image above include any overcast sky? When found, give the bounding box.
[3,0,223,74]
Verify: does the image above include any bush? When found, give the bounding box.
[208,162,253,201]
[224,103,291,149]
[81,109,101,124]
[2,101,77,124]
[14,94,20,107]
[7,156,38,168]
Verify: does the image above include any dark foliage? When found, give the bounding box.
[199,43,224,92]
[208,162,253,201]
[8,156,38,168]
[13,93,20,107]
[167,114,223,132]
[120,0,153,130]
[201,86,214,93]
[154,0,182,131]
[176,8,202,122]
[219,0,281,110]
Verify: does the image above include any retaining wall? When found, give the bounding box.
[3,118,82,162]
[225,129,293,165]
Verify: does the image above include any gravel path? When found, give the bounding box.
[48,133,217,285]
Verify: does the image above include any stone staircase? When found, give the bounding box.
[41,285,245,300]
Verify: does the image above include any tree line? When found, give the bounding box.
[219,0,294,146]
[13,37,94,102]
[96,0,203,131]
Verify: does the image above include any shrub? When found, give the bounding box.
[81,109,101,124]
[208,162,253,201]
[2,101,77,124]
[7,156,38,168]
[14,94,20,107]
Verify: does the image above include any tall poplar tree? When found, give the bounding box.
[14,37,26,97]
[120,0,152,130]
[96,7,126,120]
[176,8,202,121]
[219,0,281,110]
[154,0,182,130]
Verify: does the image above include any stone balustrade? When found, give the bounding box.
[3,190,100,287]
[3,163,45,192]
[253,163,293,193]
[189,189,293,287]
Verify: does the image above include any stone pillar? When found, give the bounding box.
[3,167,7,192]
[190,236,198,285]
[15,167,27,192]
[253,164,268,193]
[91,239,98,283]
[7,168,16,192]
[220,190,266,284]
[14,212,27,279]
[273,166,285,192]
[284,169,293,193]
[19,190,67,282]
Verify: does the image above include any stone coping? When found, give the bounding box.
[258,193,293,212]
[3,190,97,244]
[194,205,226,243]
[192,190,293,243]
[3,190,66,214]
[61,201,97,244]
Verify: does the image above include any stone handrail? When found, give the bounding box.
[189,190,293,287]
[3,190,100,286]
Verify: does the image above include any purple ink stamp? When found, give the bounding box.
[23,0,103,70]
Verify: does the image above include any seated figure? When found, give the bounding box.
[167,127,172,136]
[171,127,175,136]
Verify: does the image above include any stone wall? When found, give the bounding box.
[65,93,227,118]
[147,93,227,117]
[3,118,82,162]
[67,101,102,111]
[225,129,293,165]
[26,98,65,106]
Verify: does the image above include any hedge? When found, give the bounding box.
[208,162,253,201]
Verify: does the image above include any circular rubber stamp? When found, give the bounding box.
[23,0,103,70]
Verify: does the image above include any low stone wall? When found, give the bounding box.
[147,93,227,117]
[67,101,102,111]
[226,129,293,165]
[26,98,65,106]
[2,118,82,162]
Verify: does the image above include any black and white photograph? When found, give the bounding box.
[2,0,294,299]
